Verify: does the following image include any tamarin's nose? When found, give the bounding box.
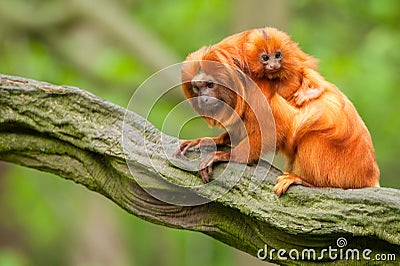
[267,64,279,70]
[200,95,212,103]
[198,95,219,108]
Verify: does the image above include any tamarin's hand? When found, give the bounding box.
[175,132,232,183]
[176,132,231,156]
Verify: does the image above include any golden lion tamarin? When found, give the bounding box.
[176,27,380,195]
[177,44,275,183]
[244,27,380,195]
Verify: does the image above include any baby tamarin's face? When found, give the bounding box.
[259,49,283,74]
[245,27,317,80]
[244,28,292,80]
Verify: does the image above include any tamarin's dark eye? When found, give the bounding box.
[192,86,199,93]
[206,82,214,88]
[275,51,282,59]
[261,54,269,61]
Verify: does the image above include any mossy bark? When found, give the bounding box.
[0,74,399,265]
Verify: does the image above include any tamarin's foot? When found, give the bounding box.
[274,172,314,196]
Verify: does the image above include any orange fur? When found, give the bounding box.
[177,27,380,195]
[245,27,380,194]
[178,39,275,182]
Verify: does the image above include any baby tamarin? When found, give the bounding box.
[177,27,380,195]
[245,28,322,106]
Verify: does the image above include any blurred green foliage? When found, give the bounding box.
[0,0,399,265]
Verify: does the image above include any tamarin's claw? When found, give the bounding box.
[199,152,217,183]
[274,172,314,196]
[198,151,231,183]
[294,87,323,106]
[175,138,218,157]
[199,167,212,183]
[175,139,201,156]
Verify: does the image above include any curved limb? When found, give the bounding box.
[174,132,231,156]
[293,68,325,106]
[199,151,231,183]
[198,133,262,183]
[273,172,315,196]
[294,87,324,106]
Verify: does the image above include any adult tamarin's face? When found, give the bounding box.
[181,59,245,128]
[190,71,237,114]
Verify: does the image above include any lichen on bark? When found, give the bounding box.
[0,74,399,265]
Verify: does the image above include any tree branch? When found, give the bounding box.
[0,74,399,265]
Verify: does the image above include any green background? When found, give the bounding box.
[0,0,399,265]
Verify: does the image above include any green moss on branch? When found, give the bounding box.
[0,74,399,265]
